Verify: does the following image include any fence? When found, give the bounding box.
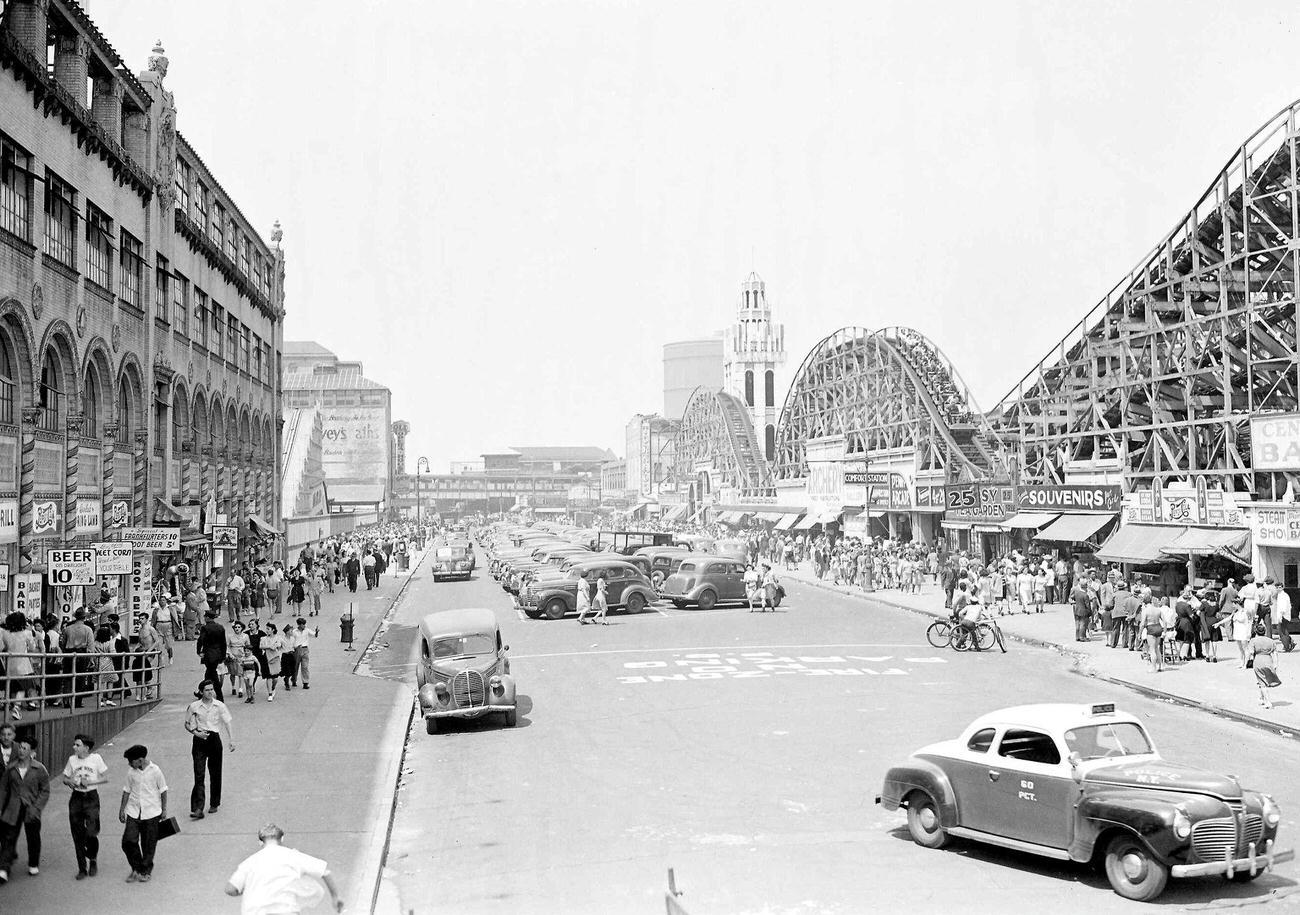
[0,647,166,723]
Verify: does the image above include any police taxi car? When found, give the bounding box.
[876,703,1292,901]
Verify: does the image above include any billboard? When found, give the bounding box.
[1017,485,1122,514]
[320,406,391,482]
[1251,413,1300,470]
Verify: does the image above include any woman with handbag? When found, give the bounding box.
[1249,630,1282,709]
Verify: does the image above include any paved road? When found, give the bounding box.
[373,555,1300,915]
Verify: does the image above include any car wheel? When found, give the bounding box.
[626,593,646,614]
[425,717,437,735]
[544,598,568,621]
[1103,834,1169,902]
[523,605,544,620]
[416,665,426,688]
[697,590,717,611]
[503,708,518,727]
[905,791,948,849]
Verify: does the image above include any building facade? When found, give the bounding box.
[0,6,284,614]
[281,341,392,514]
[625,414,677,499]
[663,337,723,421]
[723,272,786,462]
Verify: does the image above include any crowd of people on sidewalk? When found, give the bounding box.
[0,517,433,907]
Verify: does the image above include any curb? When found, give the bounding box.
[790,572,1300,742]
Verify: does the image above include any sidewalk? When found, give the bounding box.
[1,549,427,914]
[781,562,1300,739]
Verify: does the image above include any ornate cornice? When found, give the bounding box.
[181,439,195,454]
[65,411,85,438]
[134,429,149,446]
[20,407,41,428]
[173,208,274,321]
[102,422,120,440]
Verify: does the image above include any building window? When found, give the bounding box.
[253,254,263,294]
[173,269,191,336]
[227,315,237,364]
[765,370,775,408]
[155,255,170,322]
[85,203,114,290]
[212,303,224,358]
[119,230,143,307]
[225,217,237,262]
[260,256,272,298]
[744,370,754,407]
[253,335,262,380]
[195,289,209,348]
[239,234,249,276]
[241,324,250,372]
[192,180,207,228]
[175,158,191,213]
[0,136,31,240]
[212,201,225,249]
[43,170,76,266]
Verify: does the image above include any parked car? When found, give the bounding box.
[876,703,1293,901]
[520,559,657,620]
[416,607,517,735]
[633,546,692,589]
[431,545,473,582]
[660,555,767,611]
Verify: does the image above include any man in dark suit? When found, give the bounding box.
[0,736,51,884]
[196,610,228,701]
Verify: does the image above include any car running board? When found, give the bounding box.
[946,827,1072,860]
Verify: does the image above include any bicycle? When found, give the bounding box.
[926,615,958,649]
[948,618,1007,653]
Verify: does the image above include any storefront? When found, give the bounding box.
[941,482,1016,561]
[1246,503,1300,618]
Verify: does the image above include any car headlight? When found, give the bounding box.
[1172,808,1192,840]
[1263,795,1282,827]
[434,681,449,699]
[489,675,503,691]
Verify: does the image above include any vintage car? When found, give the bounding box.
[876,703,1292,901]
[517,553,653,597]
[633,546,693,588]
[519,559,657,620]
[416,607,517,735]
[430,544,473,582]
[660,555,775,610]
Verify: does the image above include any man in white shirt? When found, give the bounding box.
[225,823,343,914]
[62,733,109,878]
[267,564,284,616]
[1272,583,1293,652]
[118,744,167,883]
[185,680,235,819]
[288,619,318,690]
[225,572,246,624]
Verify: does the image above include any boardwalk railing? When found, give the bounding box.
[0,648,166,722]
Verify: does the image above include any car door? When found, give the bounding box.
[941,727,1006,832]
[604,566,629,604]
[726,562,748,600]
[986,728,1076,850]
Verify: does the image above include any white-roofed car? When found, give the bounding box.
[431,544,473,582]
[416,608,516,734]
[876,703,1292,901]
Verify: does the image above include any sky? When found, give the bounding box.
[93,0,1300,473]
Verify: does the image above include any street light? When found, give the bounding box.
[416,456,430,527]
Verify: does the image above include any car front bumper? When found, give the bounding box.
[1170,841,1294,878]
[422,704,515,720]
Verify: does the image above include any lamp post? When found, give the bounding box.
[416,456,430,528]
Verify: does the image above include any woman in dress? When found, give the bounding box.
[1016,566,1034,614]
[260,622,287,702]
[226,621,253,702]
[762,564,781,612]
[0,612,36,720]
[1032,567,1048,613]
[92,625,118,708]
[1216,598,1254,667]
[1249,630,1281,709]
[288,570,307,618]
[249,570,267,619]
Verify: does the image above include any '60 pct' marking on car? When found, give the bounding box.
[616,653,945,684]
[876,702,1293,902]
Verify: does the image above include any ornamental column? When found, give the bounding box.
[199,444,212,506]
[243,452,253,523]
[180,439,193,504]
[133,429,149,525]
[101,422,117,524]
[17,407,38,570]
[64,411,82,543]
[218,449,229,519]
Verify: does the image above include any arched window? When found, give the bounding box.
[39,350,63,430]
[82,366,101,437]
[765,370,775,408]
[171,390,188,453]
[117,376,134,440]
[744,370,754,407]
[765,424,775,462]
[0,331,15,424]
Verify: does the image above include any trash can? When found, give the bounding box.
[340,614,355,644]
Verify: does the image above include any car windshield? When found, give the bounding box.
[678,562,696,573]
[435,548,461,559]
[430,634,494,659]
[1063,722,1154,760]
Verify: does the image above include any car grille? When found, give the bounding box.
[1191,813,1266,861]
[452,670,486,708]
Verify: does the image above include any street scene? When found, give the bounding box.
[2,1,1300,915]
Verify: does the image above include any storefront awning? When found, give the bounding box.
[1094,524,1185,565]
[755,511,784,522]
[180,532,210,548]
[688,507,705,524]
[973,523,1007,534]
[1034,512,1114,544]
[629,500,650,515]
[1003,511,1059,531]
[816,510,841,525]
[247,512,281,538]
[940,520,972,530]
[153,498,184,524]
[774,513,802,531]
[662,504,689,522]
[794,514,820,530]
[1161,527,1251,565]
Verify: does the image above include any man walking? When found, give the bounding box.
[1071,579,1093,642]
[62,734,108,879]
[185,680,235,819]
[225,569,246,624]
[267,563,284,616]
[59,608,95,707]
[0,724,15,769]
[196,610,228,701]
[288,619,317,689]
[0,736,51,884]
[119,744,167,883]
[225,823,344,913]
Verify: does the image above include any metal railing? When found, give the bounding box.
[0,647,166,721]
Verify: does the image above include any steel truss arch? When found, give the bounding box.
[672,387,774,498]
[993,96,1300,494]
[773,326,1006,482]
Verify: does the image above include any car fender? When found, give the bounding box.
[624,584,656,605]
[1072,791,1182,863]
[878,758,959,828]
[540,590,574,611]
[491,673,517,706]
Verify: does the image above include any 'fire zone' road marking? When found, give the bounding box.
[615,652,946,684]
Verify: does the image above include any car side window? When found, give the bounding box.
[966,728,996,753]
[997,728,1062,765]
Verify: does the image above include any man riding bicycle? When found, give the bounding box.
[959,595,988,647]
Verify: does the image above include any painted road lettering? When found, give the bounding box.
[617,653,943,684]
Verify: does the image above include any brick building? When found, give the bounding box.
[0,2,285,613]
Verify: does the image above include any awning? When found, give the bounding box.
[1161,527,1251,565]
[153,498,184,523]
[1034,512,1114,544]
[940,520,972,530]
[794,514,820,530]
[688,507,705,524]
[662,504,688,522]
[629,500,650,515]
[755,511,784,522]
[533,507,567,515]
[816,510,841,525]
[1094,524,1185,565]
[247,512,281,538]
[180,532,209,548]
[1003,511,1059,531]
[774,513,802,531]
[973,523,1007,534]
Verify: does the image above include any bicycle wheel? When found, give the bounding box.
[975,623,996,652]
[994,624,1007,653]
[926,620,953,649]
[950,627,971,652]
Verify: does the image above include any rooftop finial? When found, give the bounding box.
[148,40,168,78]
[271,220,283,247]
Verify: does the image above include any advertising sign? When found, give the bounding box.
[1120,484,1246,528]
[0,498,17,543]
[93,542,135,575]
[1251,507,1300,547]
[34,440,62,487]
[0,563,6,590]
[115,527,181,551]
[914,484,946,511]
[75,499,102,536]
[129,556,152,620]
[14,573,41,619]
[1251,414,1300,470]
[33,499,61,536]
[1017,485,1122,514]
[945,483,1016,522]
[321,405,390,482]
[46,548,97,585]
[212,526,239,549]
[107,499,131,529]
